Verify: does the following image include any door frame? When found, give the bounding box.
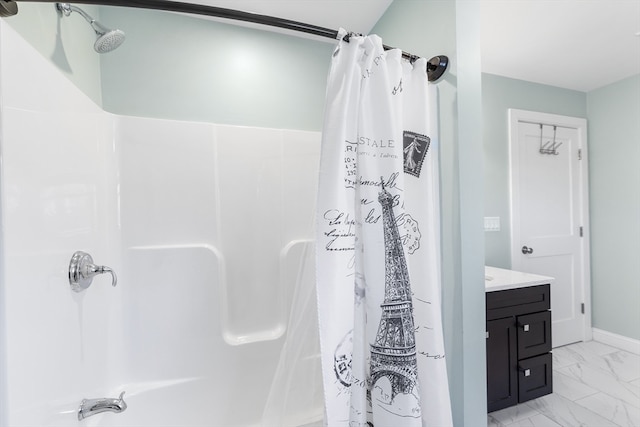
[508,108,592,344]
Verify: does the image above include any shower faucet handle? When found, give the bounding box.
[91,264,117,287]
[68,251,118,292]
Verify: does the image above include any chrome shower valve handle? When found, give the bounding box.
[68,251,118,292]
[90,264,117,287]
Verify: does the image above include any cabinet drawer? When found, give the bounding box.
[518,353,552,403]
[486,284,550,320]
[517,311,552,359]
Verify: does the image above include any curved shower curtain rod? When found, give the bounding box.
[0,0,449,81]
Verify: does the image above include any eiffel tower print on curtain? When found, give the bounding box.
[369,180,420,404]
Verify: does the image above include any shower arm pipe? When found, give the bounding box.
[60,2,93,22]
[58,2,110,34]
[1,0,449,81]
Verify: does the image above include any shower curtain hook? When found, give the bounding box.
[342,31,361,42]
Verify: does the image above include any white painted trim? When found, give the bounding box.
[507,109,523,271]
[508,109,592,345]
[592,328,640,355]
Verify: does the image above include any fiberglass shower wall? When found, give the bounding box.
[0,17,323,427]
[0,20,122,425]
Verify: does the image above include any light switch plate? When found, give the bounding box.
[484,217,501,232]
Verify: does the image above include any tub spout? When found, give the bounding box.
[78,391,127,420]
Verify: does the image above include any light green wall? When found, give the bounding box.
[99,7,333,131]
[2,2,102,105]
[482,74,587,268]
[374,1,486,424]
[482,72,640,342]
[454,3,486,424]
[587,74,640,341]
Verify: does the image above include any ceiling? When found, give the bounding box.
[480,0,640,92]
[188,0,640,92]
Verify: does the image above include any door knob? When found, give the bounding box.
[521,246,534,254]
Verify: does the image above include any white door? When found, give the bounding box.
[509,109,592,348]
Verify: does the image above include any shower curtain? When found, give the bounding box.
[316,30,453,426]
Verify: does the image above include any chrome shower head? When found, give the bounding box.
[93,28,126,53]
[56,3,125,53]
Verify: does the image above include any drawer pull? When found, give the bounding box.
[524,369,531,377]
[523,324,530,332]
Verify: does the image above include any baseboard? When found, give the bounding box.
[592,328,640,355]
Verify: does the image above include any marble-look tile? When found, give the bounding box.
[631,378,640,388]
[559,362,640,407]
[574,340,620,356]
[553,340,618,365]
[488,416,507,427]
[507,413,563,427]
[552,345,590,365]
[490,413,563,427]
[526,393,619,426]
[552,371,597,401]
[575,392,640,427]
[552,350,577,370]
[597,350,640,382]
[488,404,540,426]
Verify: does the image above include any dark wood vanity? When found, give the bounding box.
[485,267,554,412]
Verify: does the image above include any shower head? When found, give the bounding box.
[93,28,126,54]
[56,3,125,53]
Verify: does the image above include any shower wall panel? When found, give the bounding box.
[0,19,322,427]
[115,116,218,248]
[215,125,320,344]
[114,115,321,425]
[0,22,122,426]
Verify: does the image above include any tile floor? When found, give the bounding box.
[487,340,640,427]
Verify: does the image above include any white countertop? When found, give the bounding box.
[485,266,554,292]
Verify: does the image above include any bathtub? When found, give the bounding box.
[0,21,323,427]
[16,377,323,427]
[41,378,322,427]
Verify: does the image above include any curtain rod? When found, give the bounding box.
[1,0,449,81]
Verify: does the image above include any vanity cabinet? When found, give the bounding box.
[486,283,553,412]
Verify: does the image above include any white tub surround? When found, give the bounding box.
[0,21,322,427]
[485,266,555,292]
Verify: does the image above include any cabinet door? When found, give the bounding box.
[487,317,517,412]
[517,311,552,359]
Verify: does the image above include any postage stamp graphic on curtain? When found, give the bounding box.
[403,131,430,178]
